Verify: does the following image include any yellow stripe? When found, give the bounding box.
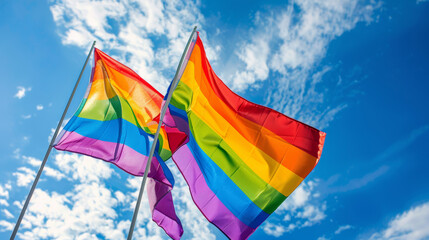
[83,60,170,153]
[182,61,304,196]
[181,46,317,178]
[88,60,162,128]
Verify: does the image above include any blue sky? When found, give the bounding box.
[1,0,429,239]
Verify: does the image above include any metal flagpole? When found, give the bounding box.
[127,26,197,240]
[10,41,96,240]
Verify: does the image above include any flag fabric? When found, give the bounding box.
[163,33,326,240]
[54,48,183,240]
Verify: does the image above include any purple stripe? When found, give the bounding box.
[172,144,255,240]
[54,130,150,176]
[147,154,183,240]
[147,177,183,240]
[55,130,184,239]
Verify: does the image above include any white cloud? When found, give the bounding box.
[21,114,32,119]
[233,35,271,92]
[0,200,9,207]
[14,86,31,99]
[2,209,14,219]
[417,0,429,4]
[263,180,326,237]
[0,220,13,232]
[25,156,42,167]
[44,167,66,181]
[54,152,113,183]
[0,183,11,199]
[13,167,36,187]
[0,183,12,208]
[17,185,130,240]
[36,105,43,110]
[369,202,429,240]
[1,151,216,239]
[335,224,353,234]
[24,155,66,181]
[317,237,330,240]
[262,222,286,237]
[12,152,154,240]
[114,191,126,204]
[13,201,23,209]
[49,0,205,93]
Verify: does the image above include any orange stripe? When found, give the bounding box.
[182,45,317,178]
[88,60,163,127]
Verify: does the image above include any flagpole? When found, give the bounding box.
[127,26,197,240]
[10,41,96,240]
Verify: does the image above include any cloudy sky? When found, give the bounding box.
[1,0,429,239]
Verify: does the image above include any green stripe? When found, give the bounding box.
[170,81,194,111]
[76,95,171,160]
[172,81,286,213]
[75,97,88,116]
[77,95,139,127]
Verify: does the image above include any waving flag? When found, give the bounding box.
[54,48,183,239]
[163,34,326,239]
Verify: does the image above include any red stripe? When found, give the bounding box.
[94,48,163,97]
[195,36,325,159]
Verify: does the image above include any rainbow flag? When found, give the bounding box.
[54,48,183,239]
[163,34,326,239]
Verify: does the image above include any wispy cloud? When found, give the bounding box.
[13,148,21,159]
[2,209,14,219]
[322,165,389,194]
[368,201,429,240]
[321,124,429,195]
[374,124,429,163]
[36,105,43,110]
[335,224,353,234]
[417,0,429,4]
[14,86,31,99]
[231,0,380,129]
[317,237,330,240]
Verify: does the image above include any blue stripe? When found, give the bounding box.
[156,153,175,186]
[169,105,269,229]
[63,116,151,156]
[168,103,188,120]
